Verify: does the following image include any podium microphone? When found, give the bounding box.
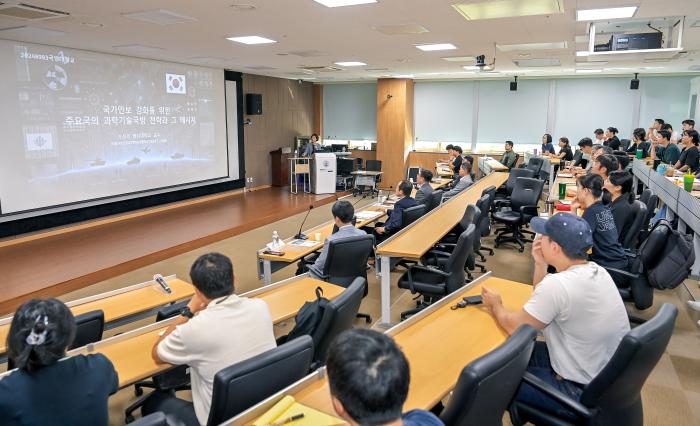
[294,205,314,240]
[153,274,172,294]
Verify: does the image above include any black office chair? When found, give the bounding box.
[638,189,658,240]
[510,303,678,426]
[426,189,444,212]
[620,138,632,151]
[355,157,363,171]
[434,205,481,281]
[523,157,544,178]
[70,309,105,349]
[310,278,365,368]
[494,168,535,207]
[492,177,544,252]
[397,225,475,320]
[126,300,192,423]
[439,325,537,426]
[206,336,314,426]
[470,194,491,273]
[477,186,497,259]
[621,201,647,250]
[390,204,427,271]
[129,412,168,426]
[571,149,584,167]
[317,234,375,323]
[366,159,383,189]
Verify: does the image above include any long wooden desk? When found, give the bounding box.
[374,172,509,325]
[0,276,193,356]
[255,181,453,285]
[224,274,532,425]
[1,276,344,388]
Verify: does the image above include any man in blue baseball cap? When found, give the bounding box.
[481,213,629,418]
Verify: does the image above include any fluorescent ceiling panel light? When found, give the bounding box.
[373,23,428,35]
[576,6,637,22]
[514,58,561,67]
[574,35,589,43]
[497,41,567,51]
[246,65,277,70]
[415,43,457,51]
[112,44,165,53]
[442,56,476,62]
[312,0,377,7]
[453,0,563,20]
[463,65,493,70]
[334,61,367,66]
[227,36,276,44]
[576,50,590,57]
[393,74,415,78]
[575,69,603,74]
[122,9,197,25]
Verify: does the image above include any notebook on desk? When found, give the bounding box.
[253,395,344,426]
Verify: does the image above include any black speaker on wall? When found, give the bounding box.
[510,76,518,91]
[246,93,263,115]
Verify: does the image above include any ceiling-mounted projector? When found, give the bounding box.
[475,55,487,68]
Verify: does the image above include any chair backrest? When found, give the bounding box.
[310,278,365,364]
[129,412,168,426]
[526,157,544,177]
[355,158,363,171]
[473,194,491,240]
[479,186,496,237]
[401,204,426,228]
[207,335,315,426]
[69,310,105,349]
[323,234,375,289]
[512,152,520,168]
[337,158,354,176]
[622,201,647,249]
[427,190,444,212]
[572,149,583,166]
[620,138,632,151]
[640,190,658,231]
[457,204,480,235]
[510,178,544,214]
[506,168,535,195]
[443,225,476,294]
[365,159,382,172]
[639,188,651,205]
[407,166,420,182]
[440,325,537,426]
[580,304,677,425]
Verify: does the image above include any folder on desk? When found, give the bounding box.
[253,395,345,426]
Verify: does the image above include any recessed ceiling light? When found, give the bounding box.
[0,26,66,38]
[497,41,567,52]
[81,22,104,28]
[442,56,476,62]
[312,0,377,7]
[415,43,457,51]
[575,69,603,74]
[575,50,590,57]
[365,68,389,71]
[334,61,367,67]
[453,0,563,21]
[230,4,257,11]
[574,35,589,43]
[576,6,637,22]
[112,44,165,53]
[518,53,531,58]
[373,23,428,35]
[463,65,493,71]
[227,36,277,45]
[514,58,561,67]
[246,65,277,70]
[393,74,415,78]
[122,9,197,25]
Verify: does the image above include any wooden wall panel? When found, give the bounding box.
[313,84,323,137]
[242,74,314,187]
[376,79,414,190]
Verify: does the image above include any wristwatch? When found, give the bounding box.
[180,307,194,319]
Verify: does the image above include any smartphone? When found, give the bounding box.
[463,295,483,305]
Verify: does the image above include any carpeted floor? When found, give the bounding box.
[53,195,700,425]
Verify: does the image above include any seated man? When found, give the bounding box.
[502,140,518,169]
[371,180,418,244]
[573,137,593,169]
[414,169,434,206]
[590,154,618,180]
[442,162,474,202]
[481,213,629,419]
[327,328,444,426]
[297,200,366,278]
[147,253,277,425]
[651,129,680,165]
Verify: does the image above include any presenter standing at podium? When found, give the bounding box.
[302,133,320,157]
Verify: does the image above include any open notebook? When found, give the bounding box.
[253,395,345,426]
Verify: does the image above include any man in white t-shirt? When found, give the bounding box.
[145,253,277,425]
[481,213,629,419]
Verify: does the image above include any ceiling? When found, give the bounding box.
[1,0,700,81]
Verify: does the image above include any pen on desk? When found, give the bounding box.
[269,413,304,426]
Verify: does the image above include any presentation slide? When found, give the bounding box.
[0,40,232,215]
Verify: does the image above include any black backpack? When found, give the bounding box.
[641,220,695,290]
[284,286,330,341]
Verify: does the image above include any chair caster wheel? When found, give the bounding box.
[518,247,524,253]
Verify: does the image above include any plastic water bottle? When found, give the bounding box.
[272,231,280,248]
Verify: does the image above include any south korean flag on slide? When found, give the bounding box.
[166,73,186,94]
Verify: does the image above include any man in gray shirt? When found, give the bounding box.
[301,200,366,279]
[442,162,474,202]
[414,169,434,206]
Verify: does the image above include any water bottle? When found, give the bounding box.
[272,231,280,248]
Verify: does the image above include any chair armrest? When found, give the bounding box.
[427,249,452,257]
[602,266,638,279]
[492,199,511,211]
[520,205,539,221]
[408,264,450,277]
[521,373,596,420]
